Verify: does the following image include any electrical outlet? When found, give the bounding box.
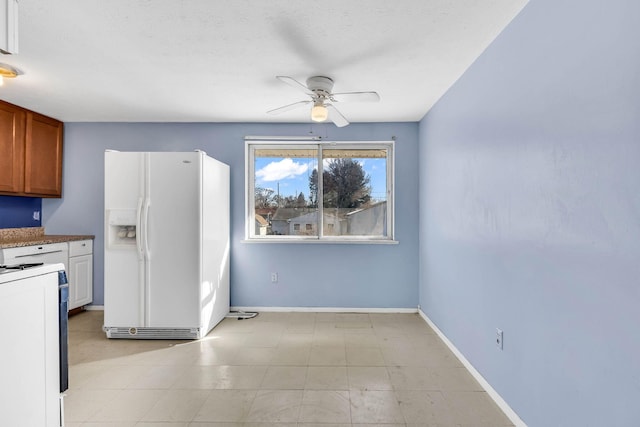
[496,328,503,350]
[270,272,278,283]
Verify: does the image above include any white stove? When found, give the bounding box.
[0,262,68,426]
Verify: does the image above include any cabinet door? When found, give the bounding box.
[69,254,93,309]
[24,112,63,197]
[0,101,26,194]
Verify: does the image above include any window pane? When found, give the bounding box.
[248,142,393,241]
[321,149,387,237]
[254,148,318,236]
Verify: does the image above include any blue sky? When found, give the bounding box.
[255,157,387,202]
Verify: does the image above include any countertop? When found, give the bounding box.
[0,227,94,249]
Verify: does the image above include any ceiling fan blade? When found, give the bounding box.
[276,76,314,96]
[331,91,380,103]
[267,100,311,115]
[326,104,350,128]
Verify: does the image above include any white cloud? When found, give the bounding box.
[256,158,309,182]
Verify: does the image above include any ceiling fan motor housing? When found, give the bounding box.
[306,76,334,96]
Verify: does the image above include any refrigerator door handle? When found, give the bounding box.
[136,197,144,260]
[143,198,151,260]
[142,196,152,326]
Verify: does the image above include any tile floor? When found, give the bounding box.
[65,310,513,427]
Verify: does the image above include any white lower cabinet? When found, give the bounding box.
[68,239,93,309]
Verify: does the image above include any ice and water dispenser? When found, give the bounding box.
[107,209,137,248]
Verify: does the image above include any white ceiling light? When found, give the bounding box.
[0,62,21,86]
[311,101,328,122]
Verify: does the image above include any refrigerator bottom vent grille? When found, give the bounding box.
[104,327,200,340]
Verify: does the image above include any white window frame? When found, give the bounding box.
[245,139,396,243]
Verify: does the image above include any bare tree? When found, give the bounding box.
[308,169,318,207]
[255,187,275,208]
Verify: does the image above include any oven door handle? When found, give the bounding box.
[13,250,65,258]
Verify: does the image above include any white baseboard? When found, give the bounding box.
[87,305,416,314]
[231,306,418,314]
[418,309,526,427]
[83,305,417,314]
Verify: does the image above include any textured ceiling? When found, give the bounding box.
[0,0,528,124]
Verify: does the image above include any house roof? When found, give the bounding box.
[272,208,318,221]
[255,214,269,226]
[346,200,387,216]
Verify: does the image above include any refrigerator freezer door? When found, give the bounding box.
[146,152,201,328]
[104,152,145,327]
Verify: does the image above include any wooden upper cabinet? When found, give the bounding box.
[0,102,26,193]
[0,100,63,198]
[24,112,63,196]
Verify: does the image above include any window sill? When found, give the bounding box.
[241,238,399,245]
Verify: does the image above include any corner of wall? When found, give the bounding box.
[417,308,527,427]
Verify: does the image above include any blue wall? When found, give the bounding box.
[0,196,41,228]
[418,0,640,426]
[43,122,419,309]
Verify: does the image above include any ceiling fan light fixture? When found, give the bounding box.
[311,102,328,122]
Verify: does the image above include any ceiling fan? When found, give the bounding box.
[267,76,380,127]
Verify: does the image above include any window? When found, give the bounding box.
[246,140,394,242]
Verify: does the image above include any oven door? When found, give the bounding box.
[58,271,69,393]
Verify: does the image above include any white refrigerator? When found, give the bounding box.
[103,150,230,339]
